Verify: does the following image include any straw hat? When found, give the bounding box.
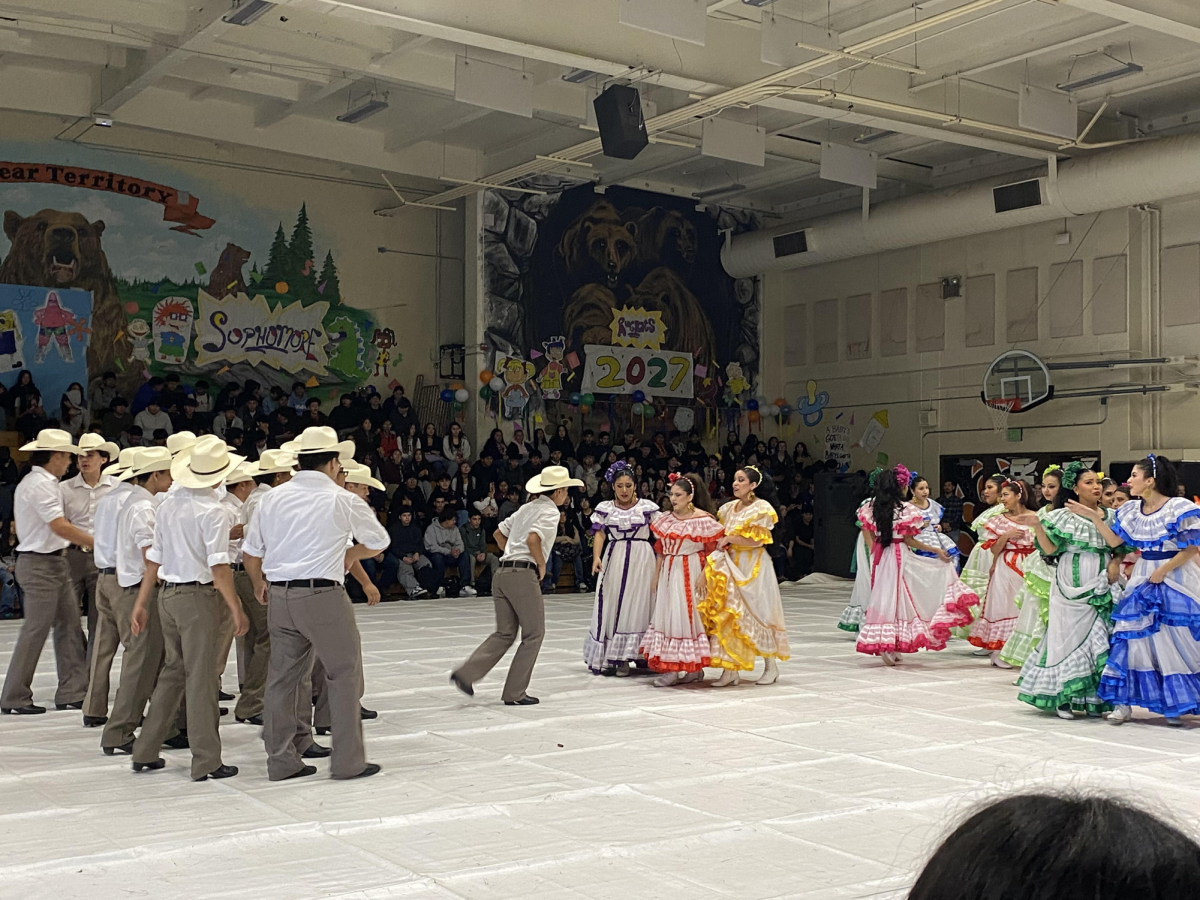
[170,435,244,488]
[20,428,80,454]
[255,448,297,475]
[281,426,354,461]
[118,447,173,482]
[224,461,258,485]
[102,446,141,477]
[525,465,583,494]
[344,461,384,492]
[78,432,120,462]
[167,431,198,457]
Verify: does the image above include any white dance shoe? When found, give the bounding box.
[712,669,740,687]
[1107,704,1132,725]
[990,651,1013,670]
[653,672,683,687]
[880,651,897,666]
[756,658,779,685]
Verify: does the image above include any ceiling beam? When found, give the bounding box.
[1055,0,1200,46]
[254,75,356,127]
[384,105,492,152]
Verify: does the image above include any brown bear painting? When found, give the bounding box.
[0,208,132,387]
[207,243,250,299]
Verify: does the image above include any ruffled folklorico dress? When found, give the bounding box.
[839,499,873,633]
[583,498,662,673]
[968,514,1035,650]
[640,511,724,673]
[998,509,1055,667]
[856,502,976,655]
[1100,497,1200,717]
[701,499,791,671]
[954,502,1005,638]
[1017,507,1126,714]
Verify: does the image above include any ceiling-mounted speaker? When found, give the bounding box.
[593,84,648,160]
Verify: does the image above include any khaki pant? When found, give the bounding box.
[67,547,98,664]
[101,582,168,749]
[453,567,545,703]
[1,553,88,709]
[232,570,270,719]
[263,584,364,780]
[133,584,225,780]
[83,572,123,718]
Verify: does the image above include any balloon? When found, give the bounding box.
[440,389,454,403]
[454,388,469,403]
[479,369,493,384]
[580,405,591,414]
[774,397,787,407]
[631,402,644,415]
[569,392,583,405]
[452,401,463,411]
[631,390,646,403]
[748,410,761,423]
[450,382,464,391]
[746,398,759,411]
[780,404,792,416]
[479,386,492,400]
[768,404,780,416]
[489,376,504,391]
[581,393,595,406]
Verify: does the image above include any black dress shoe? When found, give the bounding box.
[55,701,84,711]
[164,733,190,750]
[504,696,540,706]
[132,758,165,773]
[83,715,108,727]
[285,765,317,780]
[218,690,234,701]
[315,726,330,736]
[1,705,46,715]
[351,763,381,779]
[359,706,377,720]
[219,707,228,716]
[236,714,263,726]
[302,743,331,759]
[450,673,474,697]
[104,741,133,756]
[195,764,238,781]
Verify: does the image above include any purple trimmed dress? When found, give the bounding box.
[583,499,661,672]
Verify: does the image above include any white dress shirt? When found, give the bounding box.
[147,486,235,584]
[115,485,158,588]
[221,492,245,565]
[498,494,561,566]
[243,470,389,584]
[15,467,69,553]
[243,482,271,527]
[60,472,116,535]
[92,481,135,569]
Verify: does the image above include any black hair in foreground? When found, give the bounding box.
[298,451,340,471]
[1135,455,1180,499]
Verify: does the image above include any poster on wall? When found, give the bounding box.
[0,283,91,409]
[580,344,694,399]
[824,423,851,472]
[193,290,329,374]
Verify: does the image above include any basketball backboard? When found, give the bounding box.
[981,349,1053,413]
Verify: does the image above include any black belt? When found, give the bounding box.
[273,578,337,588]
[98,567,116,576]
[163,581,210,588]
[498,560,538,571]
[18,549,67,557]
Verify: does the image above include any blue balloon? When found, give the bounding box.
[780,404,792,416]
[440,388,454,403]
[746,398,759,411]
[569,392,583,405]
[632,390,646,403]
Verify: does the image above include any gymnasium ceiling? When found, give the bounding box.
[6,0,1200,223]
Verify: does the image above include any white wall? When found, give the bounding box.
[760,195,1200,476]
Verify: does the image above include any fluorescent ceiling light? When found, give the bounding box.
[562,68,602,84]
[853,129,897,145]
[338,94,388,123]
[1057,60,1142,93]
[223,0,275,26]
[741,0,775,6]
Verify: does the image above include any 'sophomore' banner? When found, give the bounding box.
[194,290,329,374]
[580,344,694,399]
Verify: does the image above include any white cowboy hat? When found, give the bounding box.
[281,426,354,461]
[102,446,141,477]
[255,448,297,475]
[224,461,258,485]
[78,433,120,462]
[171,435,244,489]
[166,431,198,457]
[343,461,384,492]
[525,465,583,494]
[118,447,173,482]
[20,428,80,454]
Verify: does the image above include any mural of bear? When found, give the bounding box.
[207,243,251,300]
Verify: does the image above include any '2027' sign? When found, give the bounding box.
[580,344,694,399]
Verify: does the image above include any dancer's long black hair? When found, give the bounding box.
[872,467,905,547]
[739,466,779,514]
[1134,455,1180,499]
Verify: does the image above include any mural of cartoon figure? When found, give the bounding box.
[0,310,24,370]
[724,361,750,404]
[207,243,250,299]
[499,355,537,420]
[537,335,568,400]
[371,328,395,378]
[32,290,76,364]
[152,297,194,365]
[127,318,151,363]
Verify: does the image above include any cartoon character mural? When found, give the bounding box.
[151,297,193,365]
[32,290,76,363]
[0,309,24,370]
[127,318,151,363]
[371,327,395,378]
[499,355,537,419]
[537,335,568,399]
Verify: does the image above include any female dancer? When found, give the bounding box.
[641,473,723,687]
[1101,455,1200,725]
[968,479,1035,667]
[1014,463,1127,719]
[839,469,882,634]
[997,467,1061,669]
[958,475,1006,623]
[701,466,791,686]
[857,466,975,666]
[909,475,961,564]
[583,462,661,676]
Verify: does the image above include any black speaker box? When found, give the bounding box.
[813,471,867,578]
[593,84,648,160]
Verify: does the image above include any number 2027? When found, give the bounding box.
[594,355,690,392]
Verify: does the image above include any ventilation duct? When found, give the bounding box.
[721,135,1200,277]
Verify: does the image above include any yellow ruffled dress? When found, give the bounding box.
[700,499,791,671]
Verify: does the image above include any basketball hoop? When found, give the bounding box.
[985,398,1020,433]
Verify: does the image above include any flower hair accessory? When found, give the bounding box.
[867,466,884,489]
[605,460,631,484]
[1060,460,1089,491]
[1042,464,1062,479]
[894,464,912,489]
[668,472,694,494]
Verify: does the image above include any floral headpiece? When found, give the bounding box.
[894,464,912,489]
[667,472,694,495]
[1042,464,1062,480]
[605,460,632,484]
[867,466,884,489]
[1060,460,1090,491]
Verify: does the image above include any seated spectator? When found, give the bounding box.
[302,397,326,427]
[424,509,476,596]
[262,385,283,416]
[150,428,169,448]
[59,382,86,438]
[193,379,213,413]
[88,371,117,414]
[14,389,47,441]
[131,375,163,414]
[576,453,600,496]
[443,422,471,472]
[212,406,242,439]
[786,506,814,580]
[239,395,262,426]
[0,519,20,619]
[474,448,498,486]
[349,416,376,461]
[121,425,143,449]
[0,447,18,486]
[159,373,186,414]
[389,396,418,437]
[528,448,545,477]
[481,428,508,464]
[134,397,172,441]
[99,396,133,441]
[379,449,404,494]
[549,423,574,461]
[508,425,534,460]
[544,509,588,594]
[365,392,386,430]
[377,420,398,459]
[380,384,406,421]
[172,396,205,434]
[503,446,528,485]
[472,480,500,535]
[269,407,297,444]
[385,508,434,599]
[286,380,307,413]
[497,486,521,523]
[577,429,598,463]
[459,511,498,596]
[213,380,240,411]
[329,393,359,435]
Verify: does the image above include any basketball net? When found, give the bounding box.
[985,398,1019,433]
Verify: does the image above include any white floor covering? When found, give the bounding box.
[2,577,1200,900]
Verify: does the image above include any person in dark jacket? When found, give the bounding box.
[385,509,434,599]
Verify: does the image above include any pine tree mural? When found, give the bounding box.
[318,250,341,303]
[288,203,316,296]
[263,224,289,286]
